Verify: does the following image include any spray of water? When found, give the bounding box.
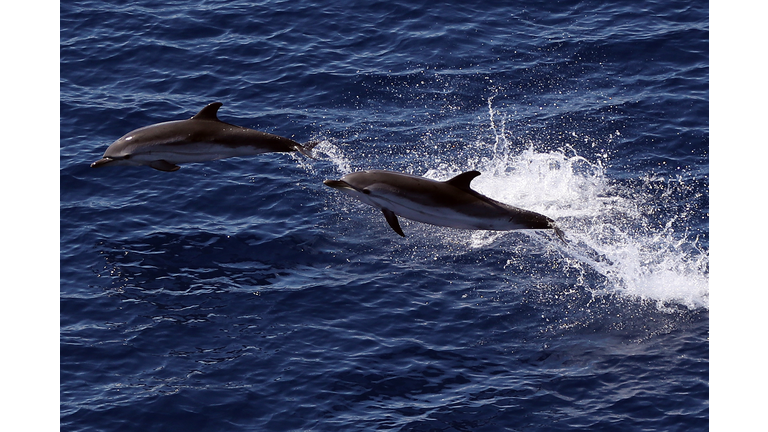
[426,100,709,311]
[292,139,353,176]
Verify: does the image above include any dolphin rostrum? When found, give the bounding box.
[91,102,315,172]
[324,169,565,241]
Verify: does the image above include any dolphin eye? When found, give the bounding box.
[362,189,371,195]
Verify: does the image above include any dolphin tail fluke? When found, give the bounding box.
[295,140,320,159]
[552,225,567,243]
[382,209,406,237]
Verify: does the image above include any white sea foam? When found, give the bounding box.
[292,139,352,175]
[426,102,710,311]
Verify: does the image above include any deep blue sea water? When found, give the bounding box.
[60,1,709,430]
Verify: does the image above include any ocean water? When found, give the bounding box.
[60,0,708,430]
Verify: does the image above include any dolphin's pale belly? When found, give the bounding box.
[133,142,271,164]
[369,196,534,231]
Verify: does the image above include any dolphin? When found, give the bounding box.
[91,102,315,172]
[324,169,565,241]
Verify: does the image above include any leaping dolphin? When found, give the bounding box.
[91,102,315,172]
[324,169,565,241]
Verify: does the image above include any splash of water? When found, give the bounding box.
[292,139,352,175]
[426,101,709,311]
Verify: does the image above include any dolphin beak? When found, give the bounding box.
[90,157,114,168]
[323,179,351,189]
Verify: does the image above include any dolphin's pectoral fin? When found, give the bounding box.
[149,160,181,172]
[382,208,405,237]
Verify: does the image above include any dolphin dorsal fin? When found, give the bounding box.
[444,170,481,191]
[191,102,223,121]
